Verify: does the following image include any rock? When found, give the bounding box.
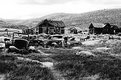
[76,51,95,56]
[29,46,35,50]
[0,43,5,49]
[8,46,19,53]
[72,46,83,50]
[82,40,101,46]
[41,62,53,68]
[0,74,5,80]
[96,47,110,51]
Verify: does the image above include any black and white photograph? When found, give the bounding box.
[0,0,121,80]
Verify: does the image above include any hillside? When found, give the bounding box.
[0,20,12,28]
[40,9,121,29]
[0,19,29,29]
[2,8,121,29]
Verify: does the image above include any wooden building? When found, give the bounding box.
[36,19,65,34]
[68,27,78,34]
[89,23,119,34]
[89,23,105,34]
[109,24,119,34]
[22,28,34,34]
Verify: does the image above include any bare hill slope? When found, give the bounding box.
[3,8,121,29]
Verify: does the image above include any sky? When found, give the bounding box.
[0,0,121,19]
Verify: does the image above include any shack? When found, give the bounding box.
[89,23,119,34]
[22,28,34,34]
[89,23,105,34]
[36,19,65,34]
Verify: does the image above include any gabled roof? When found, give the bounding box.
[37,19,66,27]
[90,23,105,28]
[48,20,65,27]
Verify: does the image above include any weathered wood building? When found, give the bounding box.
[89,23,105,34]
[36,19,65,34]
[68,27,78,34]
[22,28,34,34]
[89,23,119,34]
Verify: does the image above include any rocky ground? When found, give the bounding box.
[0,39,121,80]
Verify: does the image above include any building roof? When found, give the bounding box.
[37,19,66,27]
[90,23,105,28]
[68,27,82,32]
[110,24,119,29]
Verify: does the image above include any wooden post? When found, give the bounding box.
[12,33,14,44]
[114,30,116,34]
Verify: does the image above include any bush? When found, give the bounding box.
[0,54,56,80]
[54,54,121,80]
[8,64,56,80]
[111,42,121,54]
[0,61,17,74]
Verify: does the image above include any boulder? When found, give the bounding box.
[29,46,35,51]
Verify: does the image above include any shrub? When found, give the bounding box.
[54,54,121,80]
